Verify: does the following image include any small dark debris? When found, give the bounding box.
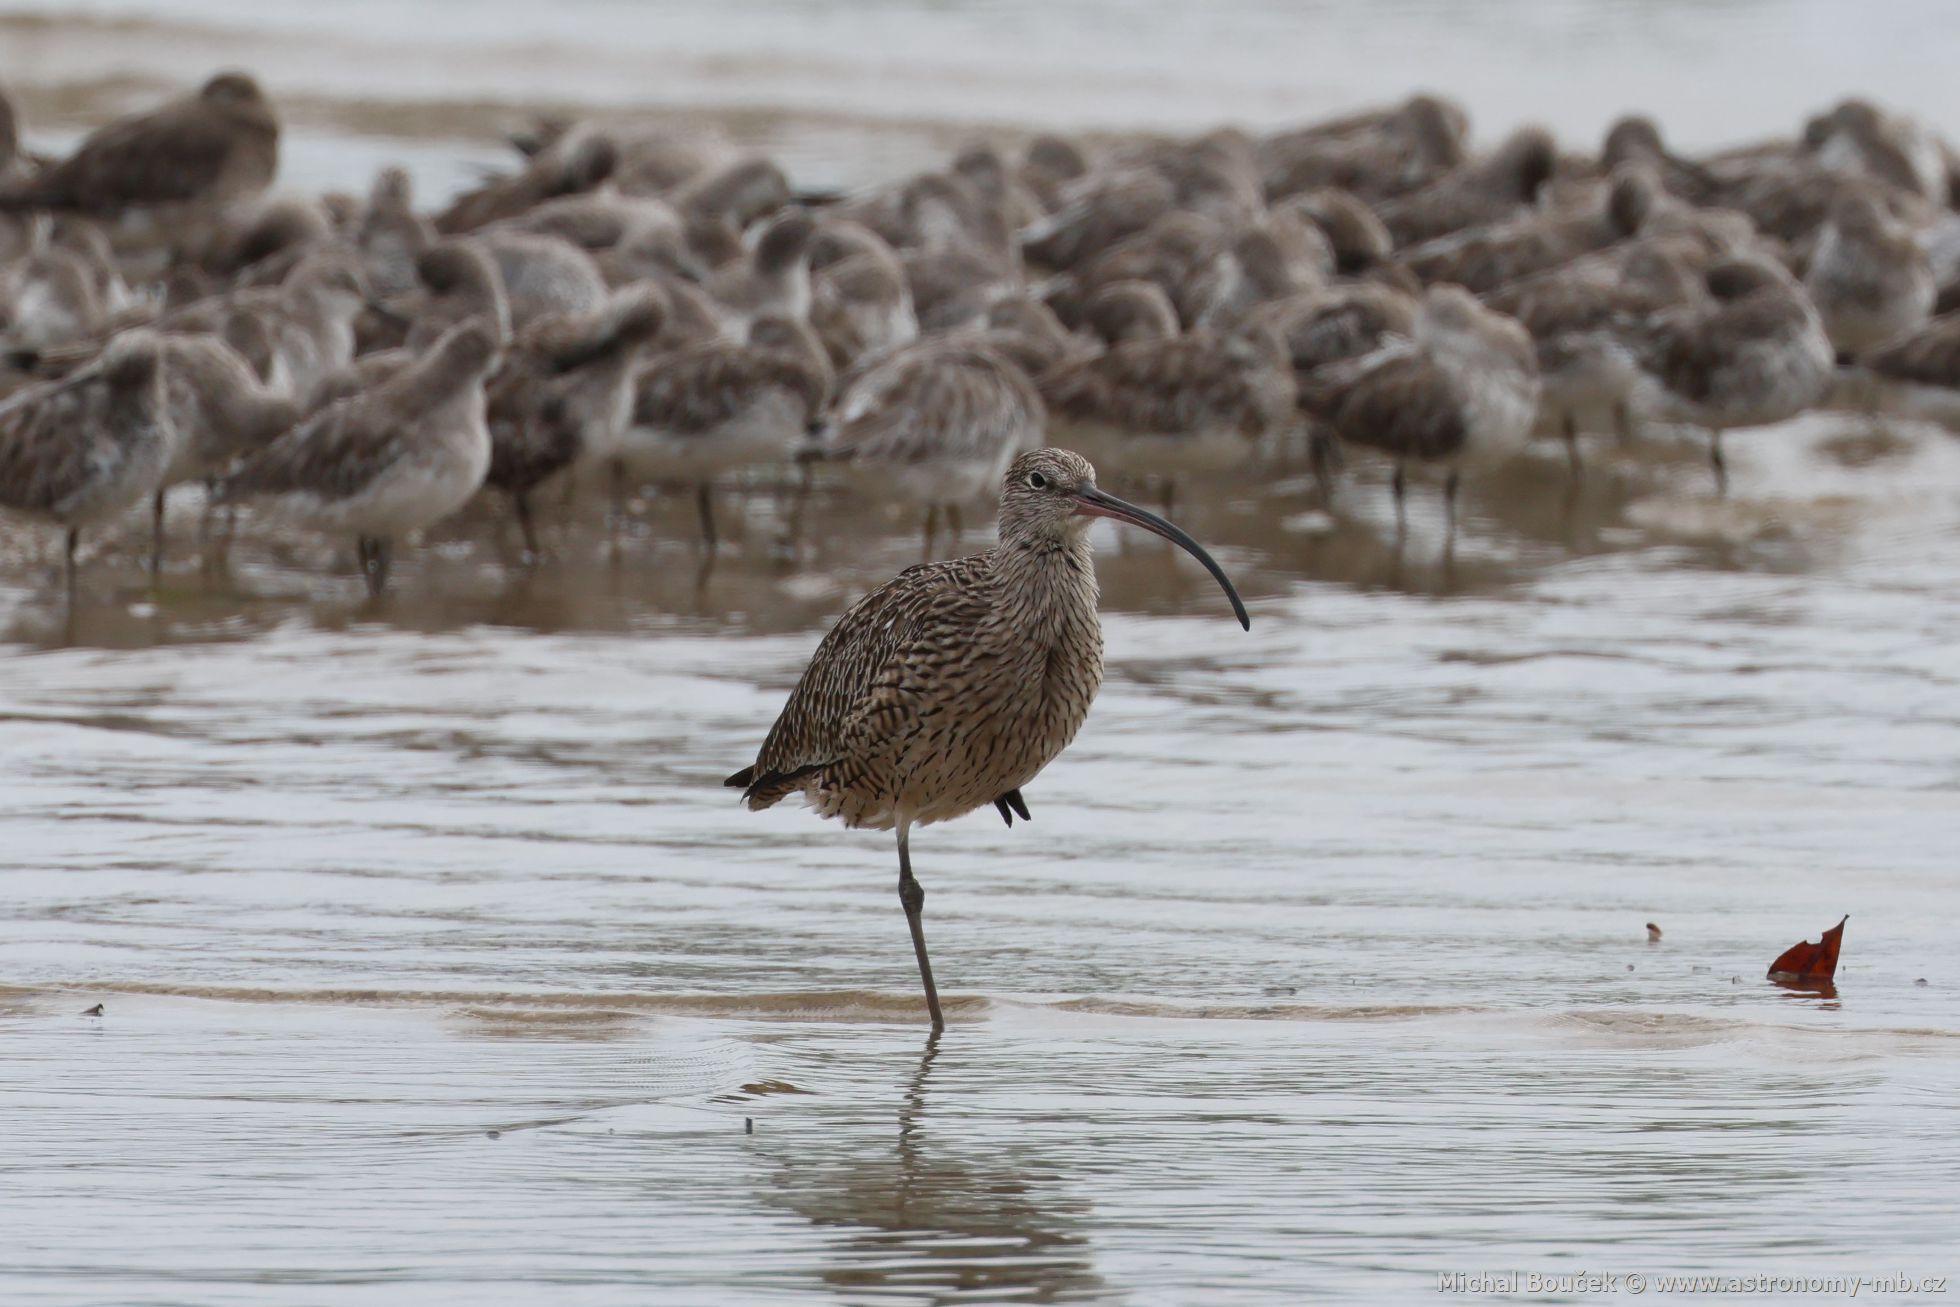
[1626,963,1635,971]
[1646,922,1663,943]
[1915,978,1930,987]
[1262,985,1297,997]
[745,1117,754,1135]
[81,1004,104,1017]
[486,1129,501,1140]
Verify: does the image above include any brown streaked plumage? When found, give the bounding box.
[1300,285,1540,540]
[1801,189,1934,359]
[1020,168,1176,272]
[725,447,1249,1029]
[1634,256,1834,494]
[1849,310,1960,428]
[0,73,278,224]
[218,319,501,596]
[619,314,832,549]
[1485,235,1705,474]
[1373,125,1558,249]
[435,123,616,234]
[1039,319,1295,480]
[0,329,173,594]
[150,332,301,572]
[818,339,1045,556]
[1399,166,1657,294]
[1258,93,1470,202]
[704,209,815,333]
[357,167,435,298]
[485,284,668,556]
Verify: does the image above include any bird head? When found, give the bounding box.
[999,448,1250,630]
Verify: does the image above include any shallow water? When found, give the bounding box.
[4,416,1960,1302]
[6,1,1960,1299]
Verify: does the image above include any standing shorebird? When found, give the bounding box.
[726,447,1249,1030]
[0,330,174,596]
[217,319,501,597]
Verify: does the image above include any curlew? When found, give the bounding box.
[726,447,1249,1030]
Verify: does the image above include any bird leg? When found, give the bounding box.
[993,789,1031,827]
[922,504,939,561]
[944,502,963,549]
[64,528,80,603]
[1391,463,1408,540]
[1443,470,1461,545]
[896,824,945,1032]
[695,482,719,554]
[150,489,167,579]
[1562,414,1583,482]
[357,535,392,598]
[514,491,540,563]
[607,458,627,558]
[1708,428,1728,497]
[1308,428,1340,507]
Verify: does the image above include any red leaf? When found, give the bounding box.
[1767,915,1848,981]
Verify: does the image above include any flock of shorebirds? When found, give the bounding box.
[4,74,1960,601]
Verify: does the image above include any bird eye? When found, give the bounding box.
[1027,472,1048,490]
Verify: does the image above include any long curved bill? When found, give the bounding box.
[1071,485,1251,630]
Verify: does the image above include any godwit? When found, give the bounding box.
[357,167,434,298]
[218,318,501,596]
[726,447,1249,1030]
[1039,309,1296,485]
[704,209,815,335]
[436,122,616,235]
[1801,189,1934,359]
[816,339,1044,556]
[1258,93,1469,202]
[1633,256,1833,494]
[485,284,668,556]
[150,333,301,572]
[618,313,832,549]
[1299,285,1540,540]
[1373,125,1558,248]
[0,329,173,595]
[0,73,278,228]
[1848,310,1960,427]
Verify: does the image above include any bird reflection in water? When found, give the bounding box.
[765,1035,1106,1302]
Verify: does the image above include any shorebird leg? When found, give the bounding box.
[895,823,945,1031]
[1391,463,1408,539]
[1562,414,1583,481]
[921,504,940,560]
[944,502,963,549]
[694,482,720,554]
[514,491,541,563]
[356,535,392,598]
[1443,470,1461,544]
[993,789,1031,827]
[607,459,627,557]
[1708,428,1729,497]
[1309,428,1340,506]
[63,528,80,601]
[1614,400,1635,445]
[149,490,167,578]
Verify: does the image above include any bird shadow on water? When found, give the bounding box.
[758,1035,1106,1303]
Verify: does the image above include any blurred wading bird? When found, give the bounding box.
[726,447,1249,1030]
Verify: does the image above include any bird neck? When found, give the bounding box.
[992,530,1100,637]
